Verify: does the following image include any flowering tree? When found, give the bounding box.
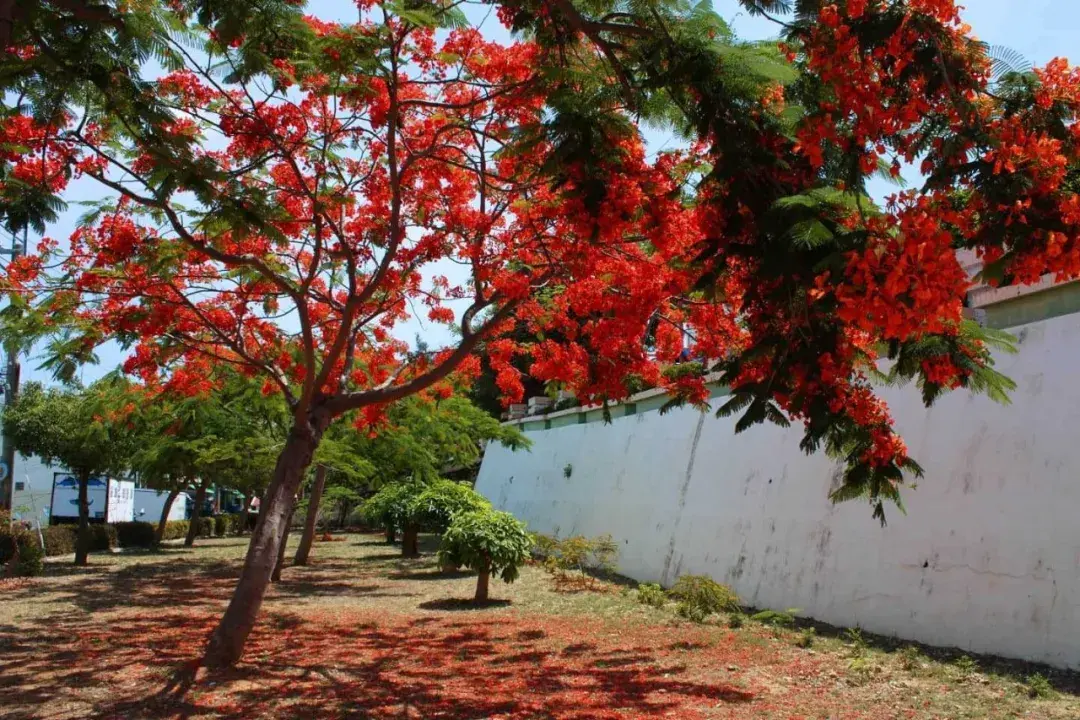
[3,0,1079,666]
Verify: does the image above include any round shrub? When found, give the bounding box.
[437,509,531,602]
[196,516,214,537]
[214,515,228,537]
[88,524,118,551]
[408,480,490,533]
[114,521,157,548]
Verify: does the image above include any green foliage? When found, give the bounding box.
[668,575,740,616]
[0,512,44,576]
[532,533,618,579]
[676,601,709,623]
[161,520,189,541]
[114,521,157,548]
[3,378,138,482]
[437,509,532,584]
[407,480,491,533]
[1026,673,1054,699]
[42,525,77,556]
[88,524,117,551]
[898,645,926,671]
[953,654,978,679]
[195,516,214,538]
[796,628,816,648]
[360,481,424,532]
[636,583,667,608]
[752,608,799,628]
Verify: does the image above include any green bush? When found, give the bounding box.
[360,482,425,532]
[438,509,532,601]
[0,512,44,576]
[214,515,227,537]
[667,575,740,618]
[114,521,157,548]
[636,583,667,608]
[407,480,490,533]
[532,533,619,579]
[196,516,214,537]
[161,520,189,541]
[227,512,247,535]
[42,525,77,555]
[88,523,117,551]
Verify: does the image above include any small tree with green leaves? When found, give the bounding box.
[437,509,532,602]
[3,378,137,565]
[360,482,423,549]
[408,479,491,569]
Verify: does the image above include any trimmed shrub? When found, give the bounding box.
[161,520,189,541]
[0,513,44,576]
[667,575,739,619]
[114,521,157,548]
[42,525,77,556]
[196,516,213,537]
[88,524,118,551]
[214,515,228,537]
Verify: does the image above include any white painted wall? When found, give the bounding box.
[476,310,1080,669]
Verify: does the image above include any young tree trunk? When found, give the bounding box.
[401,524,419,558]
[240,492,253,535]
[272,503,297,582]
[292,465,326,567]
[475,561,490,603]
[203,419,324,669]
[185,479,209,548]
[385,526,395,544]
[74,472,91,566]
[154,487,180,545]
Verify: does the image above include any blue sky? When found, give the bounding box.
[15,0,1080,386]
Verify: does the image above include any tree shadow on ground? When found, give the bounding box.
[390,569,474,582]
[418,598,512,611]
[0,610,756,720]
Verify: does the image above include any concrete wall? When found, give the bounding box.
[475,310,1080,669]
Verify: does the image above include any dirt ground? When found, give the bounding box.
[1,534,1078,719]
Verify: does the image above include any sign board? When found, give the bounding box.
[50,474,108,520]
[106,480,135,523]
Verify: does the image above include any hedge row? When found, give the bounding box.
[2,512,252,575]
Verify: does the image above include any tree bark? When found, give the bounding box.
[475,561,490,603]
[154,487,180,545]
[385,526,395,544]
[185,479,209,548]
[272,503,296,582]
[401,524,419,557]
[74,472,90,566]
[203,418,325,669]
[293,465,326,567]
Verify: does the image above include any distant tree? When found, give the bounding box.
[3,378,137,564]
[438,509,532,602]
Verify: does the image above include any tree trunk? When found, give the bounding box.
[155,488,180,545]
[272,503,296,582]
[74,473,90,566]
[203,419,324,669]
[385,526,395,544]
[240,493,253,535]
[401,524,419,557]
[293,465,326,567]
[185,479,209,547]
[475,561,490,603]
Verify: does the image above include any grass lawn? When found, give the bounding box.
[1,534,1078,719]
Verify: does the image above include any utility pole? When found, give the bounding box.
[0,228,24,512]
